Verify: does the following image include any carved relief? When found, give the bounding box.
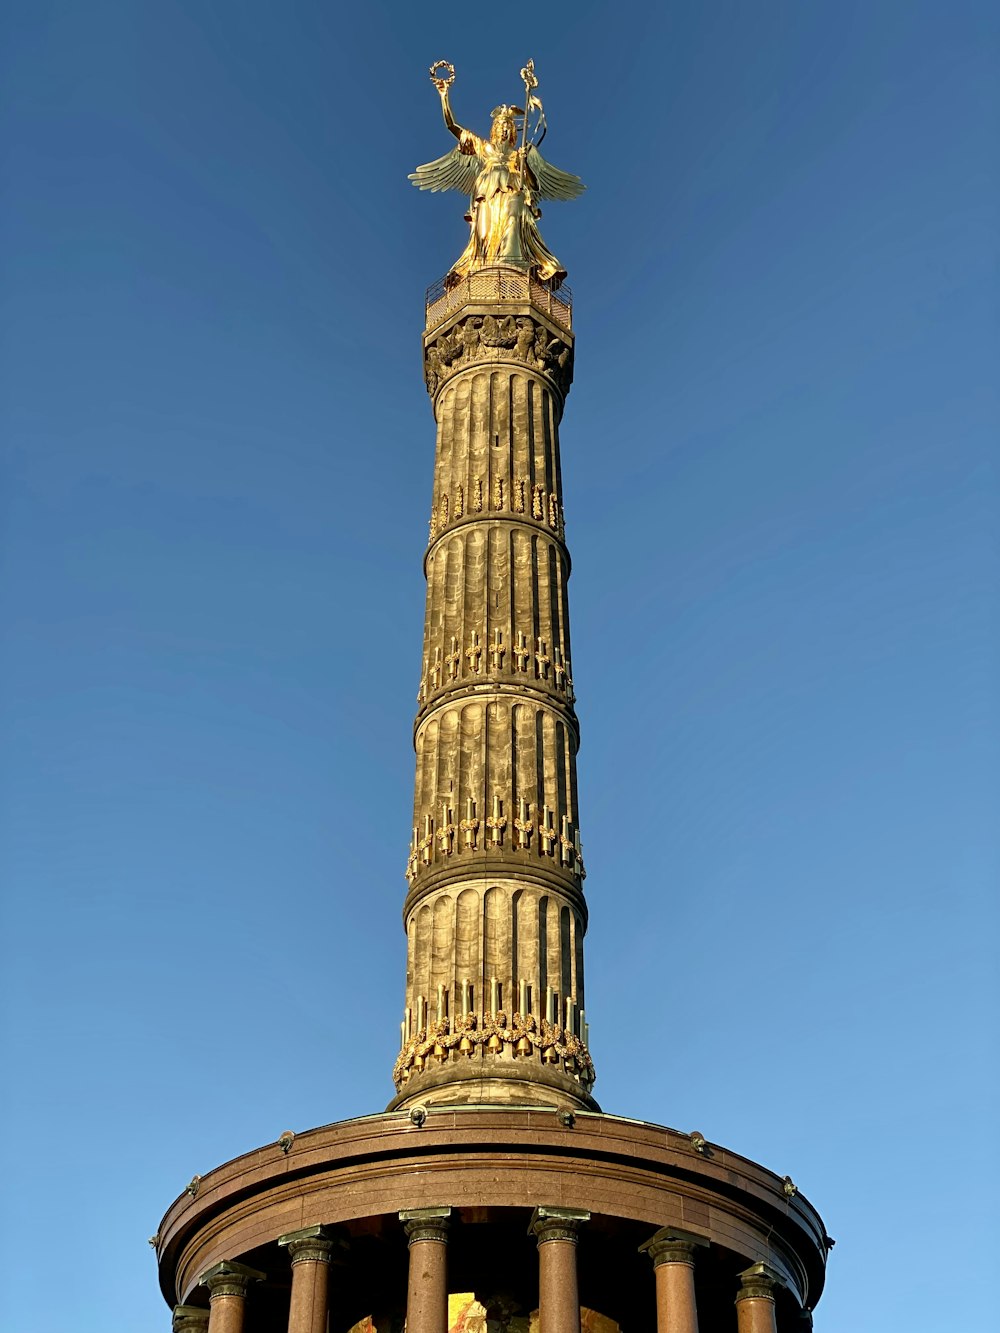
[423,314,574,397]
[539,807,557,855]
[418,625,573,701]
[486,795,507,845]
[428,479,566,543]
[446,637,461,680]
[438,804,456,855]
[392,1007,595,1091]
[535,637,551,680]
[459,799,480,850]
[489,629,505,671]
[515,319,535,361]
[406,793,584,880]
[418,816,433,865]
[514,797,534,849]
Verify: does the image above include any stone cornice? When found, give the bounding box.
[157,1110,829,1311]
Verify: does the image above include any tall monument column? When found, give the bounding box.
[392,62,591,1113]
[390,265,592,1112]
[152,57,831,1333]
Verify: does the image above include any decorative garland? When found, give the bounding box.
[392,1009,595,1090]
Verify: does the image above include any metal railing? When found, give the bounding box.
[425,266,573,333]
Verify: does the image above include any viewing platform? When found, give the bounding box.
[425,265,573,334]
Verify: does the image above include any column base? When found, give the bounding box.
[386,1061,599,1113]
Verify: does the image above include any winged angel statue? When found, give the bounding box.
[410,61,585,288]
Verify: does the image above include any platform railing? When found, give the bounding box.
[425,266,573,334]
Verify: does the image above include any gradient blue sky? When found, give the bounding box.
[1,3,997,1331]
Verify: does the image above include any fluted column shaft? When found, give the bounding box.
[412,361,580,895]
[393,286,594,1107]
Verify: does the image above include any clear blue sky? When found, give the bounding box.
[1,3,996,1331]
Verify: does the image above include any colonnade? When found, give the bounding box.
[171,1212,797,1333]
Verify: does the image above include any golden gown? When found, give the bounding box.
[410,129,584,288]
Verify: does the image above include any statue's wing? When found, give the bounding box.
[526,145,586,201]
[409,145,480,195]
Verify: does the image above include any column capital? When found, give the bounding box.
[172,1305,209,1333]
[639,1227,709,1267]
[400,1206,451,1245]
[735,1263,783,1303]
[278,1225,341,1265]
[199,1261,265,1300]
[530,1206,590,1245]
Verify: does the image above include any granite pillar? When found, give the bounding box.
[279,1226,336,1333]
[531,1207,589,1333]
[640,1230,706,1333]
[401,1207,451,1333]
[735,1264,780,1333]
[199,1261,264,1333]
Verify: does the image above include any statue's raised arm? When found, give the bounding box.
[435,75,465,143]
[409,60,584,289]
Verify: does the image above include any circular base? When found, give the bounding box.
[387,1060,598,1113]
[155,1106,828,1322]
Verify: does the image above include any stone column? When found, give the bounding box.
[639,1230,707,1333]
[531,1207,590,1333]
[735,1264,781,1333]
[199,1261,264,1333]
[400,1207,451,1333]
[279,1226,336,1333]
[173,1306,210,1333]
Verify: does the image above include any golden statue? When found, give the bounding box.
[410,60,585,288]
